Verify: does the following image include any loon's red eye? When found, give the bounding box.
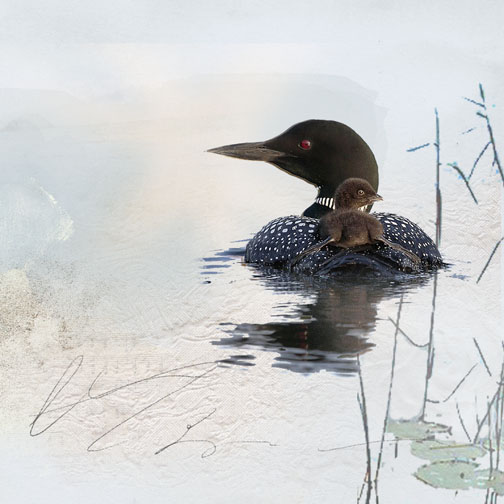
[299,139,311,150]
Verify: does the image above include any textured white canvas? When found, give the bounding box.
[1,2,503,502]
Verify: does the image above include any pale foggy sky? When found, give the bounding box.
[0,0,502,100]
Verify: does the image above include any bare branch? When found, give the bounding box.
[477,237,504,284]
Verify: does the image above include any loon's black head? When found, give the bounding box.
[334,178,383,210]
[208,120,379,214]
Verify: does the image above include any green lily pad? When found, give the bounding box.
[387,420,451,440]
[482,438,504,451]
[411,440,486,462]
[474,470,504,495]
[416,462,504,495]
[415,461,479,490]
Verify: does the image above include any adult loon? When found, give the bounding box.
[208,120,443,274]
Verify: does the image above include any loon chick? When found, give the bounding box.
[209,120,443,274]
[289,178,420,268]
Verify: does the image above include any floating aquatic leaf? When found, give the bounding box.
[416,462,504,495]
[411,440,486,462]
[474,470,504,495]
[387,420,451,440]
[415,461,479,490]
[481,438,504,451]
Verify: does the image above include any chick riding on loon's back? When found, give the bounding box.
[289,178,421,268]
[209,119,443,274]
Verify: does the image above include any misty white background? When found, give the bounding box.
[0,1,503,503]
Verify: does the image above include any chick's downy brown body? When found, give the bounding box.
[319,209,384,249]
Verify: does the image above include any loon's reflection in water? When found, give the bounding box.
[207,251,429,375]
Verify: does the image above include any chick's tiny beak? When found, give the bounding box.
[371,194,383,202]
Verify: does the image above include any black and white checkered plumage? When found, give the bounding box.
[245,212,443,274]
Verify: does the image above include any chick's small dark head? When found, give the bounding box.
[334,178,383,210]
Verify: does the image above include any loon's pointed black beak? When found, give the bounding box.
[207,141,287,162]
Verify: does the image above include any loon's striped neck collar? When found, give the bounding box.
[302,198,335,218]
[315,196,336,210]
[302,187,337,217]
[304,192,370,218]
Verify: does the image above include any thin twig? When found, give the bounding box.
[357,393,372,504]
[357,355,372,504]
[375,296,403,503]
[407,143,431,152]
[357,479,366,504]
[479,83,504,186]
[476,395,480,427]
[474,338,493,376]
[388,317,428,348]
[462,126,477,135]
[456,401,472,442]
[469,141,491,180]
[427,364,477,403]
[421,271,438,420]
[434,108,442,247]
[474,388,500,443]
[488,397,494,476]
[447,163,478,204]
[496,361,504,471]
[319,437,417,453]
[477,237,504,284]
[463,96,485,108]
[496,388,501,471]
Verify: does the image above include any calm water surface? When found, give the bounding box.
[0,89,502,503]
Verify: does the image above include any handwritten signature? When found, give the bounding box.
[30,355,276,457]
